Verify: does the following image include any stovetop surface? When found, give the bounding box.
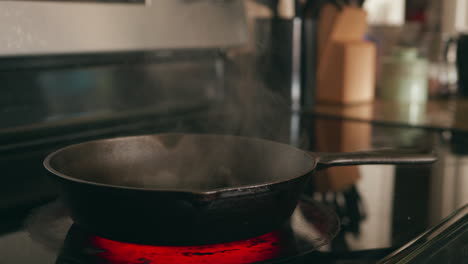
[7,197,337,264]
[1,115,467,264]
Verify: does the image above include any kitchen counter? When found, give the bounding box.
[309,99,468,133]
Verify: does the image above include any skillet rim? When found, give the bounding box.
[43,133,317,198]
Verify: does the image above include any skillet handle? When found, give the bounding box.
[314,149,438,170]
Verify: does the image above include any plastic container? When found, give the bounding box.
[379,47,429,103]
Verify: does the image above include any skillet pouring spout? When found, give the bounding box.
[314,149,438,170]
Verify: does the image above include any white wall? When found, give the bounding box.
[364,0,405,26]
[442,0,468,34]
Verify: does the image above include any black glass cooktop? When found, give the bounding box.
[0,116,467,264]
[2,198,341,264]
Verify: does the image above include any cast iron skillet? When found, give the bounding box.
[44,134,436,245]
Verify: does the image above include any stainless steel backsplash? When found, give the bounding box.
[0,0,247,56]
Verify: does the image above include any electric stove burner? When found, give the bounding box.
[25,197,340,264]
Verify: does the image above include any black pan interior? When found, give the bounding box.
[46,134,315,191]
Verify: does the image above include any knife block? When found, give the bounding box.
[317,41,376,104]
[316,5,376,104]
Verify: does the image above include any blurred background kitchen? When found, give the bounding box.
[0,0,467,263]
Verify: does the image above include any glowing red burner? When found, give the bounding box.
[91,230,295,264]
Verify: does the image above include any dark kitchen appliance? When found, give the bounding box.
[444,33,468,97]
[0,0,248,213]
